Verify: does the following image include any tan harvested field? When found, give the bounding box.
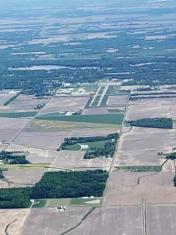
[103,171,176,206]
[146,205,176,235]
[66,206,143,235]
[6,143,56,164]
[1,94,47,111]
[50,150,112,171]
[0,117,30,142]
[126,97,176,120]
[39,96,89,114]
[107,95,128,107]
[0,93,16,106]
[3,168,45,187]
[82,107,109,115]
[22,208,90,235]
[0,209,29,235]
[115,127,176,166]
[14,131,66,150]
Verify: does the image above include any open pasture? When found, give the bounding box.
[126,98,176,121]
[115,127,176,167]
[29,119,118,132]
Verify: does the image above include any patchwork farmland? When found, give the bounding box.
[1,0,176,234]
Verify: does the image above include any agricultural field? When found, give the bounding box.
[115,127,176,166]
[50,150,112,171]
[0,0,176,234]
[0,209,29,235]
[0,94,47,112]
[126,97,176,121]
[103,171,176,206]
[39,96,89,114]
[0,117,30,143]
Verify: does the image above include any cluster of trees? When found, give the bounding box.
[84,141,117,159]
[0,169,4,179]
[0,170,108,208]
[127,118,173,129]
[32,170,108,198]
[0,188,31,208]
[59,133,118,150]
[166,152,176,160]
[0,151,30,164]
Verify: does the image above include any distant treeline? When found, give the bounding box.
[0,170,108,208]
[129,95,176,101]
[127,118,173,129]
[0,151,30,164]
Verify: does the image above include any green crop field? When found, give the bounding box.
[0,111,37,118]
[63,140,108,151]
[116,165,162,172]
[37,113,124,125]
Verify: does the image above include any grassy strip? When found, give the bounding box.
[62,140,108,151]
[33,197,102,208]
[0,111,37,118]
[3,92,21,106]
[116,166,162,172]
[36,113,124,125]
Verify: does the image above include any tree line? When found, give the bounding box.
[127,118,173,129]
[0,170,108,208]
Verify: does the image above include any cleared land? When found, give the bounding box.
[50,150,112,171]
[39,96,89,114]
[1,94,47,112]
[0,117,30,143]
[6,144,56,164]
[65,206,143,235]
[146,205,176,235]
[82,107,109,115]
[3,168,45,187]
[14,131,66,150]
[115,127,176,166]
[126,98,176,121]
[0,209,29,235]
[22,208,90,235]
[103,171,176,206]
[107,95,128,107]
